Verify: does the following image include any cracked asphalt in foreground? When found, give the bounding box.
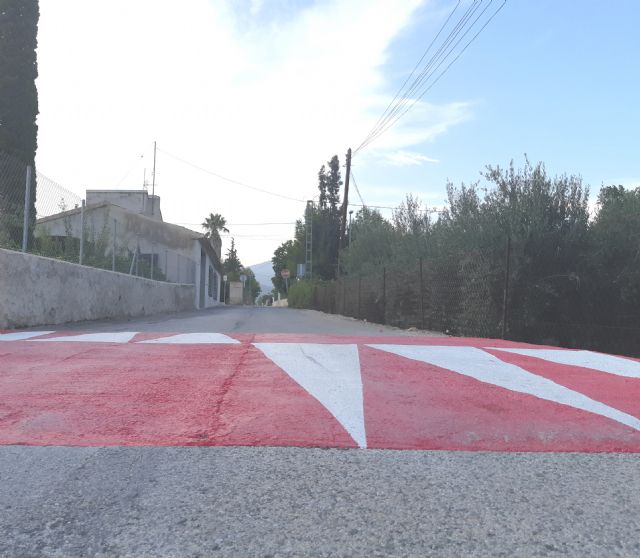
[3,306,640,557]
[2,447,640,557]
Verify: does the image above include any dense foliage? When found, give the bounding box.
[271,153,346,295]
[0,0,40,245]
[224,238,261,303]
[276,156,640,354]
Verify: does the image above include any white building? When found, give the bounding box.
[36,189,224,309]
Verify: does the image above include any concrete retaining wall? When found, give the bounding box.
[0,249,195,328]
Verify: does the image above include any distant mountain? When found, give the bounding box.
[247,260,274,296]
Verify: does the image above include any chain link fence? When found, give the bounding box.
[1,150,197,284]
[311,240,640,358]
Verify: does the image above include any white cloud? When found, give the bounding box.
[383,150,440,166]
[35,0,471,265]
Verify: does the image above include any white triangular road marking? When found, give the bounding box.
[34,332,138,343]
[489,348,640,379]
[368,345,640,432]
[0,331,55,341]
[138,332,239,344]
[254,343,367,448]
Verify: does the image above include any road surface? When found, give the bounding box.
[2,306,640,557]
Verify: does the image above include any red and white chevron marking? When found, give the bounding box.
[1,331,640,452]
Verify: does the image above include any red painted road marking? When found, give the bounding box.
[1,332,639,452]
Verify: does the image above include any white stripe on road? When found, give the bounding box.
[138,333,240,344]
[34,332,138,343]
[368,345,640,432]
[489,348,640,379]
[0,331,54,341]
[254,343,367,448]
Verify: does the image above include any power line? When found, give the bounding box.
[355,0,487,154]
[157,147,307,203]
[350,171,366,208]
[355,0,493,154]
[353,0,507,156]
[357,0,464,152]
[348,202,445,214]
[175,221,297,227]
[360,0,507,152]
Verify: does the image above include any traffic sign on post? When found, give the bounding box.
[281,269,290,294]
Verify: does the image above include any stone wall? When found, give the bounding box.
[0,249,195,328]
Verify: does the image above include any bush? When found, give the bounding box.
[288,280,313,308]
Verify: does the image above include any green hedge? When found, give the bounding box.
[287,280,313,308]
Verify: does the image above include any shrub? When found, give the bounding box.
[288,280,313,308]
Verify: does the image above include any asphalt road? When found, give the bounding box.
[3,306,640,557]
[41,304,445,336]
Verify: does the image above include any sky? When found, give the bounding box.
[35,0,640,267]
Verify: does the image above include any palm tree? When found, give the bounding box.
[201,213,229,243]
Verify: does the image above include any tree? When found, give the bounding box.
[311,155,342,279]
[326,155,342,214]
[201,212,229,244]
[587,185,640,329]
[241,267,261,303]
[342,207,395,276]
[0,0,40,246]
[223,237,242,274]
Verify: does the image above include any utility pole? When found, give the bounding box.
[305,200,313,279]
[151,141,157,216]
[339,148,352,249]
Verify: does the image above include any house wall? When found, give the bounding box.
[86,190,162,221]
[229,282,244,305]
[34,200,224,311]
[193,243,222,308]
[36,205,201,284]
[0,249,195,328]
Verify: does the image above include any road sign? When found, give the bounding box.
[296,263,305,277]
[239,274,247,283]
[281,269,290,279]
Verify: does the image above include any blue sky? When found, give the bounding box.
[354,0,640,212]
[35,0,640,265]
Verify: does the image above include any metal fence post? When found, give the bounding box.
[419,258,425,330]
[79,200,85,265]
[382,267,387,324]
[112,219,117,271]
[502,235,511,339]
[358,276,362,319]
[22,165,32,252]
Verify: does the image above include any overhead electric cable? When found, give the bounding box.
[350,171,366,208]
[176,221,297,227]
[362,0,462,148]
[356,0,478,152]
[157,148,306,203]
[353,0,507,156]
[354,0,480,154]
[348,202,445,214]
[357,0,506,153]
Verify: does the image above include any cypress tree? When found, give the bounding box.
[0,0,39,245]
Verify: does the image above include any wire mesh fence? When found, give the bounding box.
[311,240,640,358]
[0,150,197,284]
